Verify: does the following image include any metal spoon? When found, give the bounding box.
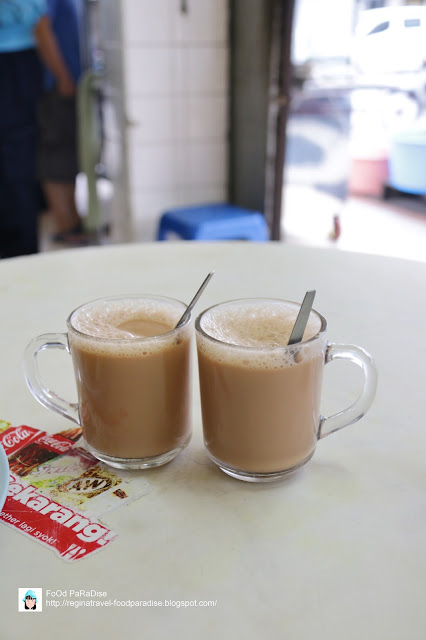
[175,271,215,329]
[288,290,316,345]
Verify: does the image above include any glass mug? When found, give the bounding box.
[195,298,378,482]
[24,295,192,469]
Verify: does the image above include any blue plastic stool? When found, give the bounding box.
[157,203,269,241]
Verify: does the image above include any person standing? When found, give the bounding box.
[37,0,85,243]
[0,0,75,258]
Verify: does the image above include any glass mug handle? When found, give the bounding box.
[24,333,80,425]
[318,342,377,439]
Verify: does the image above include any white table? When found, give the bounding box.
[1,242,425,639]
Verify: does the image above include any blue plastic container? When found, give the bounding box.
[389,128,426,195]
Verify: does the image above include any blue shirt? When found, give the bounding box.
[44,0,82,88]
[0,0,47,52]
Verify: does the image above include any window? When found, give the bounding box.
[404,19,421,28]
[368,21,390,35]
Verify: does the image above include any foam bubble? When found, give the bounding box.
[72,298,182,338]
[69,297,189,357]
[201,300,321,347]
[197,299,326,370]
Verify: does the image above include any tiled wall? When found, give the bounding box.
[101,0,230,241]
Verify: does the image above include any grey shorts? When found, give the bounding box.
[37,89,79,182]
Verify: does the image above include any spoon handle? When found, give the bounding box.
[175,271,214,328]
[288,290,316,345]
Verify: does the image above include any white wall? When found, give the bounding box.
[100,0,229,242]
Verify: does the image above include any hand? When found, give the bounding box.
[58,76,76,98]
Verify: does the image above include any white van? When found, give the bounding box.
[352,6,426,73]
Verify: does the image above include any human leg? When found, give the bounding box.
[37,90,83,238]
[0,49,42,258]
[42,180,82,236]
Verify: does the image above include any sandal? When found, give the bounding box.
[51,223,84,243]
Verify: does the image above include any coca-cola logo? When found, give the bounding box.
[38,435,72,453]
[1,427,32,450]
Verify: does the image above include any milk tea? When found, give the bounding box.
[68,296,191,463]
[196,300,327,475]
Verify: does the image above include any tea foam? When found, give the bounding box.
[198,300,325,369]
[69,297,187,357]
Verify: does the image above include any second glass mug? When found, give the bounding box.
[24,295,192,470]
[195,298,378,482]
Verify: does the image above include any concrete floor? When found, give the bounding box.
[40,183,426,264]
[281,184,426,263]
